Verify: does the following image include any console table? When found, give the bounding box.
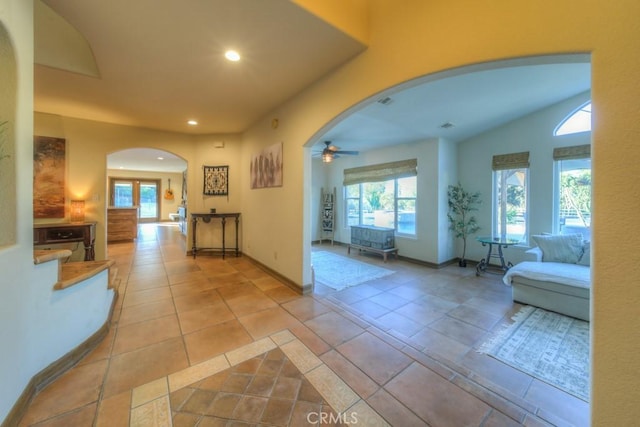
[191,212,240,259]
[34,222,97,261]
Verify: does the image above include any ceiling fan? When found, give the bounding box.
[315,141,359,163]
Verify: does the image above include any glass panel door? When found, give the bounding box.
[139,181,159,221]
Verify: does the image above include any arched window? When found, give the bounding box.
[554,101,591,136]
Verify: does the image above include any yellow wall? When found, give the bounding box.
[241,1,640,424]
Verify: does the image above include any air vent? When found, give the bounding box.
[439,122,455,129]
[377,96,393,105]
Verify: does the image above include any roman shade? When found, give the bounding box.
[553,144,591,160]
[492,152,530,170]
[343,159,417,186]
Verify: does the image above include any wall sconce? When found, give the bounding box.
[70,200,85,223]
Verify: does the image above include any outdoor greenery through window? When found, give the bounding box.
[556,158,591,240]
[493,168,528,243]
[345,176,417,235]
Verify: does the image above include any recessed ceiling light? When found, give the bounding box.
[157,157,164,160]
[225,50,240,62]
[187,120,198,126]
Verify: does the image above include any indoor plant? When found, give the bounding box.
[447,183,481,267]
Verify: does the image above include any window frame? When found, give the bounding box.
[344,175,417,237]
[492,167,529,244]
[553,157,592,239]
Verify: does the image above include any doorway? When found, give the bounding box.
[109,177,161,223]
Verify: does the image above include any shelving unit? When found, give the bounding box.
[319,187,336,245]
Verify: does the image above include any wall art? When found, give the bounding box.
[250,141,283,189]
[203,165,229,196]
[34,136,66,218]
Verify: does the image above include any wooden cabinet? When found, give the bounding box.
[107,207,138,242]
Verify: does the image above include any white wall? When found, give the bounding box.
[457,92,591,265]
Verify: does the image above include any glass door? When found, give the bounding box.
[109,178,160,223]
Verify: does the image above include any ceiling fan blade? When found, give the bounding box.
[334,150,359,155]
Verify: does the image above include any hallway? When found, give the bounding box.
[18,223,588,426]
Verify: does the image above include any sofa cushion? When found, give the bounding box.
[532,233,584,264]
[577,240,591,266]
[503,261,590,289]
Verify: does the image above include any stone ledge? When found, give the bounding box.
[54,260,116,291]
[33,249,72,265]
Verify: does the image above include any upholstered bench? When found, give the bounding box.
[503,234,590,321]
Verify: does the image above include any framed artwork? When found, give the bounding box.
[33,136,66,218]
[250,142,283,189]
[203,165,229,196]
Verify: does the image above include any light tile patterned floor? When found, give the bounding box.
[17,223,589,426]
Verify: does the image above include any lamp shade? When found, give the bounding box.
[70,200,85,223]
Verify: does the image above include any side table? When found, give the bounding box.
[475,236,520,276]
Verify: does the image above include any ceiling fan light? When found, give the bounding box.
[322,152,333,163]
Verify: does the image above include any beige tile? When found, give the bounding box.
[96,390,131,427]
[264,285,301,303]
[19,360,107,425]
[365,388,425,427]
[122,286,173,308]
[280,339,323,374]
[320,350,380,399]
[168,354,230,392]
[112,314,182,355]
[270,329,296,345]
[237,306,302,339]
[223,292,279,317]
[225,337,277,366]
[183,320,254,364]
[348,400,390,426]
[173,288,223,313]
[132,377,169,408]
[130,395,172,427]
[118,298,177,326]
[177,301,235,334]
[304,311,365,347]
[28,403,97,427]
[103,337,189,398]
[385,362,491,426]
[305,364,360,414]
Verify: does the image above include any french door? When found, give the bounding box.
[109,178,160,223]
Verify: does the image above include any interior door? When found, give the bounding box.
[109,178,160,223]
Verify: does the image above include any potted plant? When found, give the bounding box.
[447,183,481,267]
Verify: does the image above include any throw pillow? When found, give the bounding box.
[577,240,591,266]
[532,233,584,264]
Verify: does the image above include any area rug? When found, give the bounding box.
[311,251,394,291]
[478,305,590,401]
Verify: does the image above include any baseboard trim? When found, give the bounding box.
[242,255,309,295]
[2,290,118,427]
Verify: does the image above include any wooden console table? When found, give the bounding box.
[191,212,240,259]
[34,222,97,261]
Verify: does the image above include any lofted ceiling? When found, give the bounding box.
[35,2,590,171]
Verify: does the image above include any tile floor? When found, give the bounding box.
[17,223,589,426]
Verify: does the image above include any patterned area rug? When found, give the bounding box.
[311,251,394,291]
[479,306,590,401]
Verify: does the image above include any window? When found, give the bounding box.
[343,159,418,236]
[492,152,529,243]
[554,101,591,136]
[344,176,417,235]
[554,145,591,240]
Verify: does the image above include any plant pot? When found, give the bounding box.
[458,259,467,267]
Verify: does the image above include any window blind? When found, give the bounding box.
[343,159,417,186]
[553,144,591,160]
[492,151,530,170]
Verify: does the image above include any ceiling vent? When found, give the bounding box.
[439,122,455,129]
[377,96,393,105]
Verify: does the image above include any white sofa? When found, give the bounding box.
[503,234,590,321]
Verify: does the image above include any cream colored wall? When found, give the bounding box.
[241,1,640,424]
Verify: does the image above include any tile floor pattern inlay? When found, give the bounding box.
[16,223,589,426]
